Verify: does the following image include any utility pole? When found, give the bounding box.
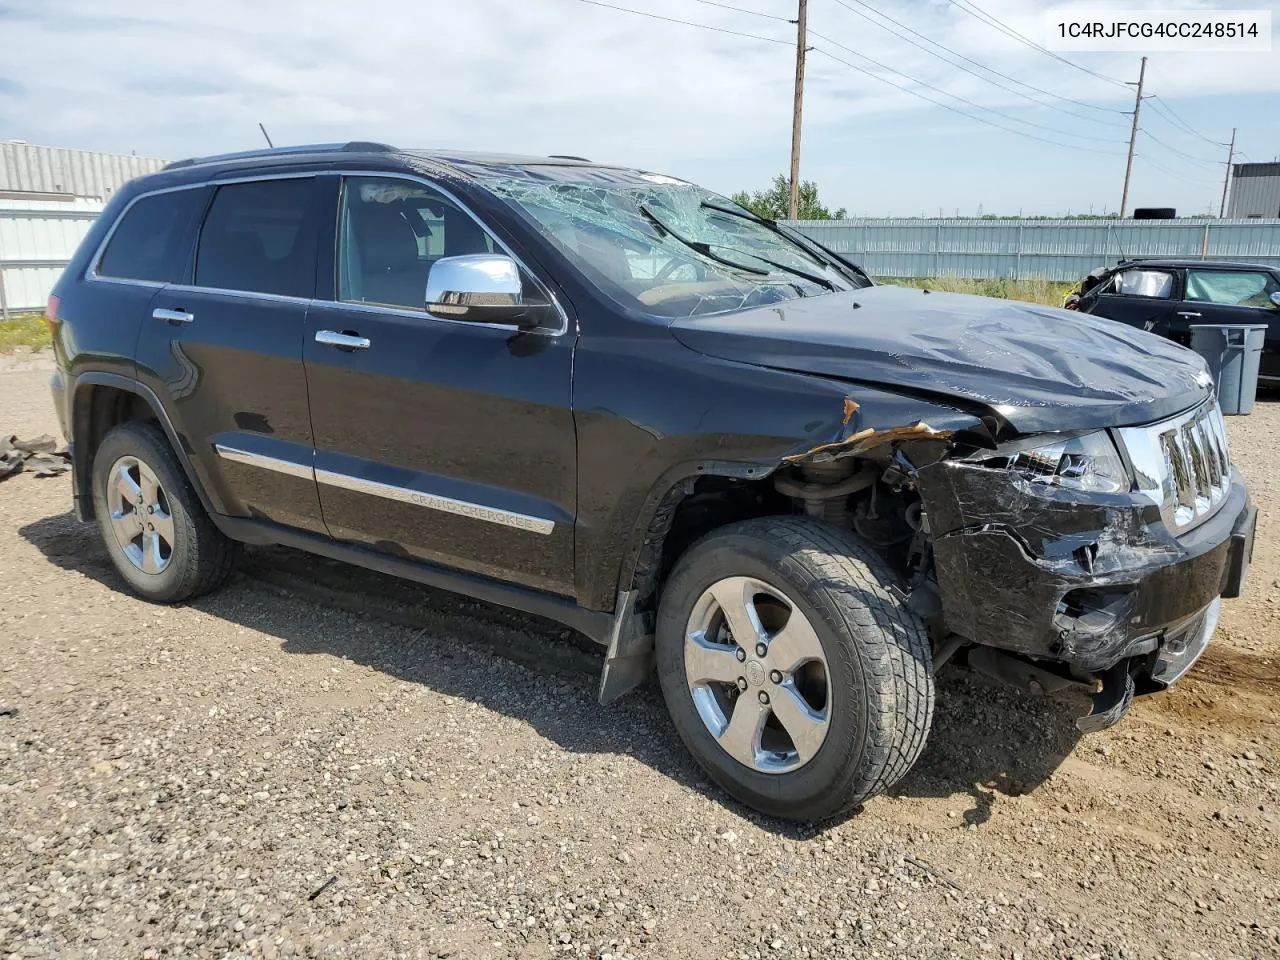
[1218,127,1236,218]
[1119,55,1147,219]
[788,0,808,221]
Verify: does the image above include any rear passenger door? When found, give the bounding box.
[1178,268,1280,380]
[302,174,578,596]
[135,175,330,535]
[1088,266,1179,337]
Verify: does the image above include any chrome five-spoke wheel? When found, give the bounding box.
[105,455,175,575]
[684,575,831,774]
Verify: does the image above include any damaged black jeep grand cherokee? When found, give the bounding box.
[49,143,1256,821]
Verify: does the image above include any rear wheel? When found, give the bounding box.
[91,421,238,603]
[655,517,934,821]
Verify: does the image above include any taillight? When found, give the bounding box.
[44,294,61,328]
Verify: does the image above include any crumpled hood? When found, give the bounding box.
[669,285,1212,434]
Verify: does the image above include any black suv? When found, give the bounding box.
[1066,258,1280,383]
[49,143,1256,821]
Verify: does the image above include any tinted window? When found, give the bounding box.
[1185,269,1278,308]
[337,176,494,310]
[196,178,317,297]
[1110,269,1173,299]
[97,188,206,282]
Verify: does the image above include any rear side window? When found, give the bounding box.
[1110,268,1173,299]
[1185,269,1278,308]
[97,188,206,283]
[195,178,317,298]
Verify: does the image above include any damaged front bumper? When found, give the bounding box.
[917,458,1255,690]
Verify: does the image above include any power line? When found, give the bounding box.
[688,0,792,22]
[809,29,1127,148]
[828,0,1128,122]
[944,0,1130,88]
[572,0,791,44]
[1138,128,1222,169]
[1134,153,1218,185]
[809,45,1124,156]
[1145,96,1228,148]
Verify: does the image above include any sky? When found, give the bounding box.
[0,0,1276,217]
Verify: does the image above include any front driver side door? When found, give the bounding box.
[302,174,578,596]
[1088,266,1178,337]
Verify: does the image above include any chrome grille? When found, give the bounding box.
[1117,399,1231,533]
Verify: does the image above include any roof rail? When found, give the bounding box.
[164,141,397,171]
[547,154,592,162]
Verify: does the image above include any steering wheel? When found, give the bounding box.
[653,257,706,285]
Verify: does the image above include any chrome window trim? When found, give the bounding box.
[84,181,210,285]
[85,168,569,335]
[322,169,569,337]
[214,444,316,481]
[167,284,315,307]
[314,468,555,535]
[317,298,522,333]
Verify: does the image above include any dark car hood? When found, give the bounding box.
[669,285,1211,434]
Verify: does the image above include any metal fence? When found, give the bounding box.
[0,197,103,317]
[786,218,1280,281]
[4,208,1280,318]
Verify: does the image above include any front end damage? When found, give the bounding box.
[764,396,1256,731]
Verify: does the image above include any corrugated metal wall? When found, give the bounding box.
[1227,170,1280,219]
[0,197,103,316]
[787,218,1280,280]
[0,141,167,199]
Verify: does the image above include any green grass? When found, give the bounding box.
[0,313,52,354]
[884,277,1075,307]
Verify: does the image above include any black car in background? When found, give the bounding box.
[1067,259,1280,383]
[47,143,1255,821]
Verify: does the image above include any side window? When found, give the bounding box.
[97,189,207,283]
[195,178,317,298]
[338,176,495,310]
[1109,269,1174,299]
[1185,270,1279,308]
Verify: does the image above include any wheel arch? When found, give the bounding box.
[70,372,216,522]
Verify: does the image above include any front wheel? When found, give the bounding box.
[655,517,934,821]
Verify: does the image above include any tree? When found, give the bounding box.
[729,174,847,221]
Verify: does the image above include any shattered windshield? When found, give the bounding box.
[479,169,864,319]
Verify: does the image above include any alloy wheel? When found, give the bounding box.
[683,576,832,773]
[105,455,175,575]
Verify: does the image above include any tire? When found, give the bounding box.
[655,517,934,821]
[91,420,238,603]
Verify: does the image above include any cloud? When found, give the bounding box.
[1,0,1274,215]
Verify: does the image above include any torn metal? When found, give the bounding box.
[783,420,954,464]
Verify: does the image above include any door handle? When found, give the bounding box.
[315,329,371,350]
[153,308,194,325]
[1176,311,1202,319]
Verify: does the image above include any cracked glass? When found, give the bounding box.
[481,173,864,319]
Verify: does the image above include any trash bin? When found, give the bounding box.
[1189,324,1267,415]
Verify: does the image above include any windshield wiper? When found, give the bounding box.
[644,204,831,290]
[638,205,769,277]
[700,199,870,287]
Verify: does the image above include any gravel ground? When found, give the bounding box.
[2,349,1278,960]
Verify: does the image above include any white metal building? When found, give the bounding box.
[0,142,168,316]
[1227,162,1280,219]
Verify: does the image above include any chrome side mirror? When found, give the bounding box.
[1270,291,1280,309]
[424,254,545,328]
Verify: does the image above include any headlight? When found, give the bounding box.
[1003,431,1130,494]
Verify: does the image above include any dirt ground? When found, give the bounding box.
[1,350,1278,960]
